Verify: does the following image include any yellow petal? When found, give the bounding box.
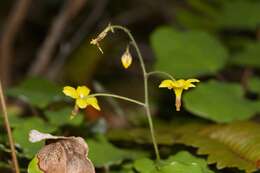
[121,49,132,69]
[187,79,200,83]
[63,86,79,99]
[159,80,174,89]
[76,98,88,109]
[86,97,101,111]
[184,83,196,90]
[171,79,186,88]
[184,79,200,90]
[77,86,90,97]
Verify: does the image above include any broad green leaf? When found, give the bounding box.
[151,26,228,78]
[166,151,213,173]
[7,77,62,108]
[45,108,83,126]
[87,135,147,167]
[134,158,155,173]
[216,0,260,30]
[13,117,57,158]
[184,80,256,122]
[231,42,260,68]
[133,151,213,173]
[28,157,44,173]
[248,76,260,95]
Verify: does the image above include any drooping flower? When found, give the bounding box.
[159,79,200,111]
[90,23,113,54]
[63,86,100,110]
[121,46,132,69]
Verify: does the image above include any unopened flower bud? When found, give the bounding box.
[121,47,132,69]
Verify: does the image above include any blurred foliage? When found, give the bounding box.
[7,77,63,108]
[151,26,228,78]
[87,135,147,167]
[108,121,260,172]
[249,76,260,95]
[183,80,257,123]
[231,42,260,68]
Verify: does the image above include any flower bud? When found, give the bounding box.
[121,47,132,69]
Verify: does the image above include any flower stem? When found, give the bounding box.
[90,93,145,107]
[0,81,20,173]
[110,25,161,161]
[147,71,175,81]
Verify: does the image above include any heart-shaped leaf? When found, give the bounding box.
[151,26,228,78]
[184,80,257,122]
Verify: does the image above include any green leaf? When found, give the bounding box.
[13,117,57,158]
[7,77,62,108]
[231,42,260,68]
[133,151,213,173]
[184,80,256,122]
[217,0,260,30]
[134,158,155,173]
[151,26,228,78]
[28,157,44,173]
[87,135,147,167]
[175,121,260,173]
[45,108,83,126]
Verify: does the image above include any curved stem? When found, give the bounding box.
[0,81,20,173]
[147,71,176,81]
[89,93,145,107]
[110,25,160,161]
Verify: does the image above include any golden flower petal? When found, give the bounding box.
[86,97,101,111]
[63,86,79,99]
[187,79,200,83]
[171,79,186,88]
[77,86,90,97]
[159,80,174,89]
[76,98,88,109]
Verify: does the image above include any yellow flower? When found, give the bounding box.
[63,86,100,110]
[121,47,132,69]
[159,79,200,111]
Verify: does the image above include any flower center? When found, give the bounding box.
[79,94,85,98]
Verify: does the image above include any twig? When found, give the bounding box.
[0,81,20,173]
[0,0,32,87]
[28,0,87,75]
[47,0,109,80]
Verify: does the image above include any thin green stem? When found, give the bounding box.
[89,93,145,107]
[110,25,161,161]
[147,71,176,81]
[0,81,20,173]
